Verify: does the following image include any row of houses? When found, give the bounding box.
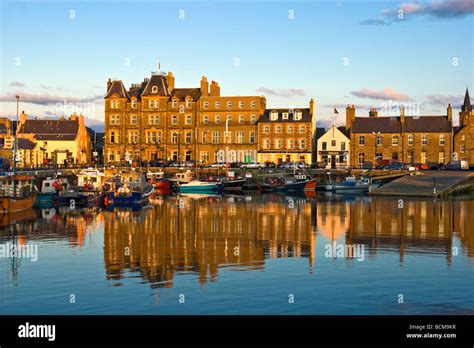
[104,68,473,168]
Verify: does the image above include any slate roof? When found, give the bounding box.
[141,74,171,97]
[462,88,472,112]
[0,124,7,134]
[105,80,129,99]
[259,108,312,123]
[351,116,451,133]
[19,119,79,140]
[0,138,36,150]
[171,88,202,101]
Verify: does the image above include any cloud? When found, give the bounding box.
[351,87,412,102]
[0,92,103,106]
[40,84,68,91]
[360,19,390,26]
[425,93,464,106]
[256,87,306,97]
[10,81,25,87]
[383,0,474,20]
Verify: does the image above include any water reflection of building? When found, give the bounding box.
[103,195,316,287]
[345,197,474,263]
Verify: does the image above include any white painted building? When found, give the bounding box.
[317,125,350,169]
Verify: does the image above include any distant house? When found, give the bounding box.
[17,112,91,166]
[317,125,350,169]
[87,127,105,164]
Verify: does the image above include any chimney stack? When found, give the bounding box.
[400,105,405,124]
[166,71,175,91]
[345,104,355,130]
[210,80,220,96]
[107,78,112,92]
[369,108,378,117]
[200,76,209,96]
[447,103,452,122]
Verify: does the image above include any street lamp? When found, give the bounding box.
[372,131,381,168]
[177,130,183,166]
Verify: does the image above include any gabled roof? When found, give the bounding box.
[462,88,472,113]
[0,138,36,150]
[19,119,79,140]
[314,127,326,140]
[259,108,312,123]
[351,115,451,133]
[105,80,129,99]
[170,88,202,102]
[141,74,171,97]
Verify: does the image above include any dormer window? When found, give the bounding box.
[172,99,178,108]
[131,99,137,109]
[152,86,158,94]
[282,112,289,120]
[186,99,192,108]
[294,110,302,121]
[270,110,278,121]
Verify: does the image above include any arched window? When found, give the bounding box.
[358,153,365,164]
[151,86,158,94]
[270,110,278,121]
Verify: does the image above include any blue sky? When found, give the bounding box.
[1,0,472,130]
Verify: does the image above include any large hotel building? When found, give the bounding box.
[104,70,270,164]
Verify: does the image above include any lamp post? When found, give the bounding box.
[372,131,381,168]
[177,130,183,166]
[225,119,230,177]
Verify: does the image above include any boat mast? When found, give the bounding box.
[225,119,229,178]
[13,95,19,176]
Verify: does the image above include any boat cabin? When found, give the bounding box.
[0,175,35,198]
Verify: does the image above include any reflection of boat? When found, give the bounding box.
[178,180,224,193]
[59,190,105,206]
[0,208,37,227]
[0,175,37,213]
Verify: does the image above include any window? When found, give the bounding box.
[375,152,383,161]
[185,132,192,144]
[172,100,178,108]
[299,125,305,133]
[282,112,289,120]
[341,142,346,151]
[148,115,159,125]
[294,111,302,121]
[110,131,115,143]
[227,101,233,108]
[236,131,244,144]
[111,100,119,108]
[422,134,427,146]
[215,115,220,124]
[322,142,327,150]
[276,126,282,133]
[129,131,139,144]
[331,140,336,147]
[439,152,445,163]
[186,99,191,108]
[439,134,445,146]
[408,134,414,146]
[251,115,257,123]
[251,101,257,108]
[288,139,293,149]
[131,100,137,108]
[239,115,244,123]
[392,152,398,160]
[288,125,293,133]
[270,111,278,121]
[275,139,282,149]
[203,115,209,124]
[358,153,365,164]
[359,136,365,145]
[227,115,232,124]
[239,101,244,108]
[215,101,220,109]
[152,86,158,94]
[186,115,192,125]
[212,131,220,144]
[249,131,255,144]
[264,139,270,149]
[149,100,155,108]
[203,102,209,109]
[157,132,162,143]
[172,132,178,144]
[264,125,269,133]
[130,115,137,125]
[461,134,465,141]
[376,136,383,146]
[200,151,209,163]
[147,131,157,143]
[392,136,399,146]
[202,132,207,143]
[421,152,427,164]
[172,115,178,125]
[460,144,465,153]
[299,139,305,149]
[407,151,413,163]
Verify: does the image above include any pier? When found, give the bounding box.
[369,171,474,197]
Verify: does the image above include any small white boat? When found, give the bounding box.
[328,176,376,193]
[178,180,223,193]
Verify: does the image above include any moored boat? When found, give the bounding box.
[261,174,317,193]
[0,175,37,213]
[178,180,224,194]
[104,171,153,209]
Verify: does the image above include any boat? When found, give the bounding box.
[169,170,195,187]
[58,168,108,207]
[34,177,68,207]
[206,176,246,191]
[178,180,224,194]
[104,171,153,209]
[0,175,37,213]
[327,175,377,193]
[261,174,317,193]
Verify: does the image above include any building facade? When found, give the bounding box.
[317,125,350,169]
[257,100,315,164]
[104,72,266,164]
[454,89,474,165]
[346,104,453,168]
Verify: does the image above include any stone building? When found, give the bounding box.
[257,99,315,164]
[454,89,473,165]
[346,104,453,168]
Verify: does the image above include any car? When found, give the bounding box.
[149,159,166,168]
[264,161,276,168]
[379,161,404,170]
[310,162,326,169]
[206,162,227,169]
[240,162,265,170]
[279,162,310,170]
[444,161,463,171]
[413,163,429,170]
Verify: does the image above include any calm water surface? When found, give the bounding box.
[1,193,473,315]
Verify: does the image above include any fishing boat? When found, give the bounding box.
[148,172,172,190]
[58,168,108,206]
[327,175,378,193]
[261,174,317,193]
[206,176,246,191]
[0,175,37,213]
[34,177,68,206]
[104,171,153,209]
[169,170,195,187]
[178,180,224,194]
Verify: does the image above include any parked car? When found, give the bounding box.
[149,159,166,168]
[310,162,326,169]
[444,161,463,171]
[278,161,310,170]
[379,161,404,170]
[240,161,265,170]
[413,162,429,170]
[206,162,227,169]
[264,161,276,168]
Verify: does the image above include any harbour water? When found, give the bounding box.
[1,193,473,315]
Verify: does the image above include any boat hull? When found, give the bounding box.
[34,192,58,207]
[262,179,317,193]
[105,190,151,209]
[59,192,104,206]
[178,183,223,194]
[223,179,246,191]
[0,194,36,213]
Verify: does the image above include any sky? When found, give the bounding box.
[0,0,473,131]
